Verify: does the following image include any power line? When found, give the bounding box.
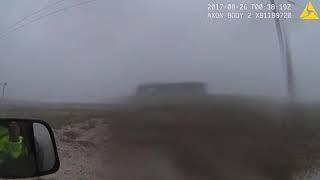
[0,0,98,40]
[4,0,71,32]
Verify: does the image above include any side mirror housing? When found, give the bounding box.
[0,118,59,179]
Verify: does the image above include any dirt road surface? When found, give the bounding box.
[42,118,192,180]
[41,118,110,180]
[36,118,275,180]
[18,115,316,180]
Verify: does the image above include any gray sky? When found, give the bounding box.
[0,0,319,102]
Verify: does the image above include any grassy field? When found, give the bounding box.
[0,101,117,129]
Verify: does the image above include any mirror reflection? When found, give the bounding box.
[0,121,37,177]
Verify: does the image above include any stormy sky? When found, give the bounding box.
[0,0,318,102]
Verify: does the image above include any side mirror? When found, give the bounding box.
[0,119,59,179]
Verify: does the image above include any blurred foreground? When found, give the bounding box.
[1,95,320,180]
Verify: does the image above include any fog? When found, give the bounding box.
[0,0,318,102]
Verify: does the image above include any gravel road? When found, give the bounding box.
[17,118,317,180]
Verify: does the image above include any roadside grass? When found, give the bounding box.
[0,103,114,129]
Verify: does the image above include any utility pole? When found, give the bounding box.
[270,0,295,100]
[2,82,7,97]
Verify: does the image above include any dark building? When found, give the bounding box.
[136,82,208,96]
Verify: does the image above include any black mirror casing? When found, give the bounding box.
[0,118,60,179]
[32,119,60,177]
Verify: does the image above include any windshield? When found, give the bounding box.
[0,0,320,179]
